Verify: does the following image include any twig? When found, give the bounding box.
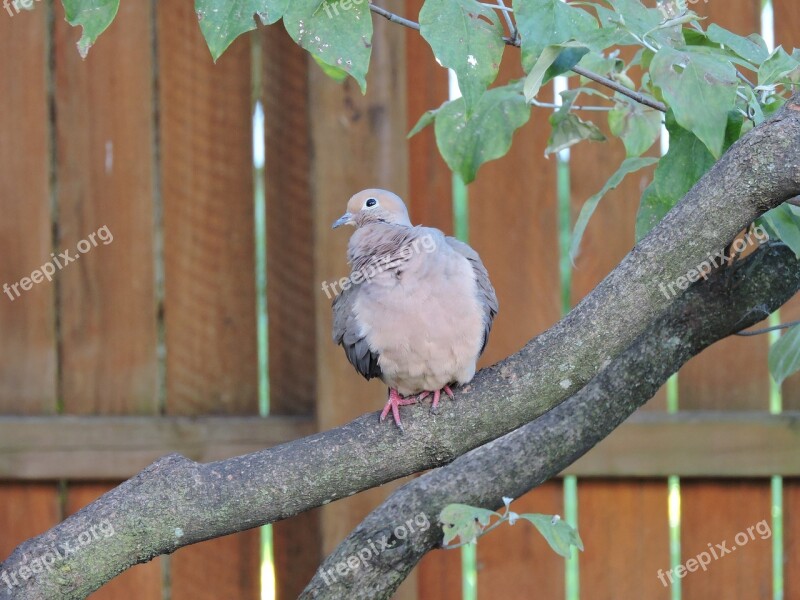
[494,0,517,41]
[571,65,667,112]
[369,3,420,31]
[530,99,613,111]
[368,3,668,113]
[735,318,800,336]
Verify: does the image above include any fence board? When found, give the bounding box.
[774,0,800,411]
[262,25,323,598]
[477,482,565,599]
[680,2,772,596]
[403,0,457,594]
[579,480,671,599]
[158,0,260,597]
[567,58,670,597]
[0,0,56,414]
[468,49,562,591]
[54,0,158,415]
[52,3,163,597]
[786,479,800,598]
[0,5,61,589]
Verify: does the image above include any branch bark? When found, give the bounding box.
[2,100,800,599]
[300,242,800,598]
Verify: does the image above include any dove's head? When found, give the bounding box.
[332,189,412,229]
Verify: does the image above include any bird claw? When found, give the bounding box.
[418,385,456,413]
[380,389,417,430]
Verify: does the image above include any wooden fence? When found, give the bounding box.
[0,0,798,598]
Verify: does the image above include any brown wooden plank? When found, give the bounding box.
[54,0,158,416]
[403,0,457,594]
[678,5,772,597]
[0,415,313,480]
[0,483,60,586]
[307,10,419,598]
[579,480,670,600]
[53,3,163,597]
[159,2,258,416]
[158,0,261,597]
[681,480,773,599]
[476,481,564,599]
[64,485,163,599]
[261,24,322,599]
[405,0,453,232]
[0,0,56,414]
[3,412,800,481]
[774,0,800,411]
[0,4,62,585]
[465,49,562,595]
[785,479,800,598]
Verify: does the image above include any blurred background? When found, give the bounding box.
[0,0,798,598]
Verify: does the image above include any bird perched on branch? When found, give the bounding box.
[331,189,498,430]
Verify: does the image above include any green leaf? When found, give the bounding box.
[283,0,373,93]
[61,0,120,58]
[577,51,623,78]
[706,24,769,66]
[769,326,800,387]
[650,46,738,158]
[196,0,288,61]
[520,514,584,558]
[636,113,715,240]
[434,84,530,183]
[608,99,662,157]
[408,107,439,138]
[545,112,605,156]
[608,0,683,47]
[570,156,658,261]
[758,46,800,86]
[525,45,589,103]
[512,0,598,71]
[439,504,499,545]
[762,204,800,258]
[419,0,505,113]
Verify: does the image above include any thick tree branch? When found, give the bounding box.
[301,242,800,598]
[2,100,800,599]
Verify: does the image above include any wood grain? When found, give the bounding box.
[477,482,565,599]
[0,5,61,590]
[261,24,322,597]
[0,415,314,479]
[466,49,562,595]
[579,480,670,600]
[676,7,771,599]
[158,0,260,597]
[773,0,800,411]
[53,0,158,416]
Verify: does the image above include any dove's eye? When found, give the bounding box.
[365,198,378,208]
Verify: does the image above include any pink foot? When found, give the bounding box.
[417,385,456,413]
[380,388,417,430]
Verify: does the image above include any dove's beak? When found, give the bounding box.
[332,213,354,229]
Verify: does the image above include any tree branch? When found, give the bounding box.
[2,99,800,599]
[368,3,668,112]
[301,242,800,598]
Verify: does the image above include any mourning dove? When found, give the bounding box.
[331,189,498,430]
